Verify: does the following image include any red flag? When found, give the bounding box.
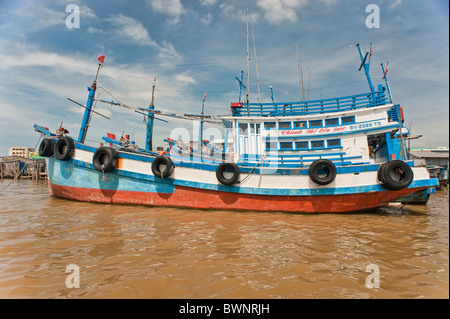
[383,65,389,79]
[153,75,157,82]
[369,47,373,58]
[203,92,207,101]
[98,55,105,64]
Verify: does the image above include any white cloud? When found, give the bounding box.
[219,3,235,15]
[107,14,157,47]
[79,5,97,19]
[87,27,103,34]
[256,0,308,24]
[200,0,218,6]
[388,0,402,11]
[219,4,259,23]
[157,41,182,67]
[175,73,197,85]
[201,13,213,25]
[147,0,184,24]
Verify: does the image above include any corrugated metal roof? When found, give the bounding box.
[409,151,449,159]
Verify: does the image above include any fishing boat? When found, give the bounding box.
[34,44,438,213]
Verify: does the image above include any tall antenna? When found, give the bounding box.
[246,9,250,106]
[252,26,261,102]
[306,68,310,101]
[296,42,305,101]
[146,75,157,151]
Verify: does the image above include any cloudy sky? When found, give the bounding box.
[0,0,448,155]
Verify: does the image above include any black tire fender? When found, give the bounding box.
[216,162,240,186]
[54,137,75,161]
[308,159,337,185]
[378,160,413,190]
[39,138,55,157]
[93,147,118,173]
[152,156,174,178]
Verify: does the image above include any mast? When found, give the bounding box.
[296,42,305,101]
[381,62,392,102]
[252,26,261,102]
[235,70,246,102]
[78,56,104,143]
[356,43,375,93]
[246,9,250,106]
[306,68,310,101]
[146,75,156,151]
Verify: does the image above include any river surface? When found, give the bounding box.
[0,180,448,299]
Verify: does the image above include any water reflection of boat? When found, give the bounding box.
[34,44,438,213]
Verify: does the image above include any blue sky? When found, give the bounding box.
[0,0,448,155]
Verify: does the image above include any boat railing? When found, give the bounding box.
[231,90,390,117]
[237,153,370,168]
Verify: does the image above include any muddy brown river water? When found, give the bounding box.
[0,180,448,299]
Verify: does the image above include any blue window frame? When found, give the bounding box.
[279,122,292,129]
[309,120,322,128]
[279,142,293,150]
[264,122,276,130]
[327,139,341,148]
[295,141,308,150]
[325,118,339,126]
[293,121,307,128]
[341,116,355,124]
[311,140,324,149]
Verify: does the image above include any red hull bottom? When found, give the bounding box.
[48,183,425,213]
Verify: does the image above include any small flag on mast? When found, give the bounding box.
[203,92,207,101]
[383,65,389,79]
[98,55,105,64]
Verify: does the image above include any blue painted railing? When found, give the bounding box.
[231,91,390,117]
[237,153,369,168]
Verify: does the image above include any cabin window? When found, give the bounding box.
[309,120,322,128]
[341,116,355,124]
[325,118,339,126]
[265,141,276,150]
[264,122,276,130]
[295,141,308,150]
[311,140,324,149]
[294,121,307,128]
[279,142,293,150]
[238,123,248,134]
[327,139,341,148]
[279,122,291,129]
[250,123,260,134]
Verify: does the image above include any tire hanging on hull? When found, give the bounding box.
[93,147,118,173]
[39,138,55,157]
[54,137,75,161]
[308,159,337,185]
[216,162,240,186]
[152,156,174,178]
[377,160,413,190]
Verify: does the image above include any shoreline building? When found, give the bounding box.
[409,148,449,189]
[8,147,35,158]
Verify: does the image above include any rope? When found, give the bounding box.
[239,155,266,184]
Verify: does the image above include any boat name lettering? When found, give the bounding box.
[349,121,382,130]
[279,121,383,136]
